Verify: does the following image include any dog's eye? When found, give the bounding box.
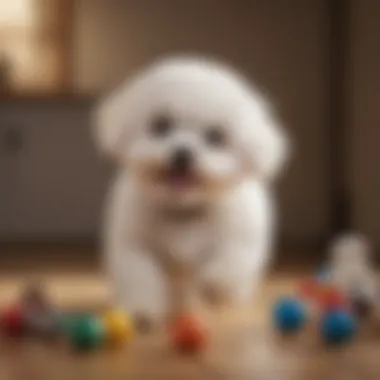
[150,115,173,137]
[205,126,226,147]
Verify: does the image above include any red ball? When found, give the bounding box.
[1,305,25,337]
[170,315,207,354]
[318,286,348,311]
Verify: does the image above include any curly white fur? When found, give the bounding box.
[93,56,290,324]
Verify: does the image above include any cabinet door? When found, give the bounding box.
[0,108,22,237]
[0,102,110,240]
[0,124,7,235]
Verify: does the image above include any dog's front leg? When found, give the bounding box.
[200,241,268,308]
[161,260,198,322]
[106,246,170,328]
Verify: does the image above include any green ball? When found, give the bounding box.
[68,315,105,350]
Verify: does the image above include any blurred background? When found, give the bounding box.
[0,0,378,264]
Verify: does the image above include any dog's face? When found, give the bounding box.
[95,57,289,207]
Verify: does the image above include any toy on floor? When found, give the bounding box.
[0,283,137,353]
[170,314,207,354]
[2,282,209,354]
[1,305,25,337]
[103,309,134,347]
[329,233,377,317]
[21,284,62,339]
[273,281,358,346]
[273,297,307,333]
[317,285,348,311]
[0,284,64,340]
[320,310,357,344]
[273,233,379,347]
[68,314,105,351]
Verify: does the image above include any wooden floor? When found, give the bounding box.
[1,249,380,380]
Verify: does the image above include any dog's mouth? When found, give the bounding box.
[161,167,199,193]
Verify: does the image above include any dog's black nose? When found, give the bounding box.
[170,147,193,171]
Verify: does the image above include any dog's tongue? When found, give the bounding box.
[168,172,193,191]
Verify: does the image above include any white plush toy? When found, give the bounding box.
[330,233,377,304]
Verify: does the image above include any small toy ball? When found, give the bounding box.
[317,285,348,311]
[1,305,25,337]
[170,314,207,354]
[68,315,105,351]
[320,310,357,345]
[103,309,134,347]
[273,297,307,333]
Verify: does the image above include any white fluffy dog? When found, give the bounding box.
[94,56,289,325]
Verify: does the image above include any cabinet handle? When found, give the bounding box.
[2,127,23,154]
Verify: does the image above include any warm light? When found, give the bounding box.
[0,0,35,28]
[0,0,61,92]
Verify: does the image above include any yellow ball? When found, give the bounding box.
[103,309,134,346]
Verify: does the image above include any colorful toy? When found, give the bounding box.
[1,305,25,337]
[317,285,348,312]
[25,309,62,339]
[68,315,105,351]
[273,253,372,348]
[1,284,140,353]
[170,314,207,354]
[21,284,62,339]
[298,267,331,301]
[320,310,357,345]
[273,297,307,333]
[103,309,134,347]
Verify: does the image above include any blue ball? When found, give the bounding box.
[273,297,307,333]
[320,310,357,345]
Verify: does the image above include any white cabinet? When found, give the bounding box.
[0,100,110,240]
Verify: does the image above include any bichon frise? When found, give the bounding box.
[93,56,289,326]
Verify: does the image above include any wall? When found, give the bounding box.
[350,0,380,245]
[71,0,330,243]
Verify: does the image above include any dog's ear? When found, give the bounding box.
[92,87,128,162]
[93,76,141,163]
[241,100,290,182]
